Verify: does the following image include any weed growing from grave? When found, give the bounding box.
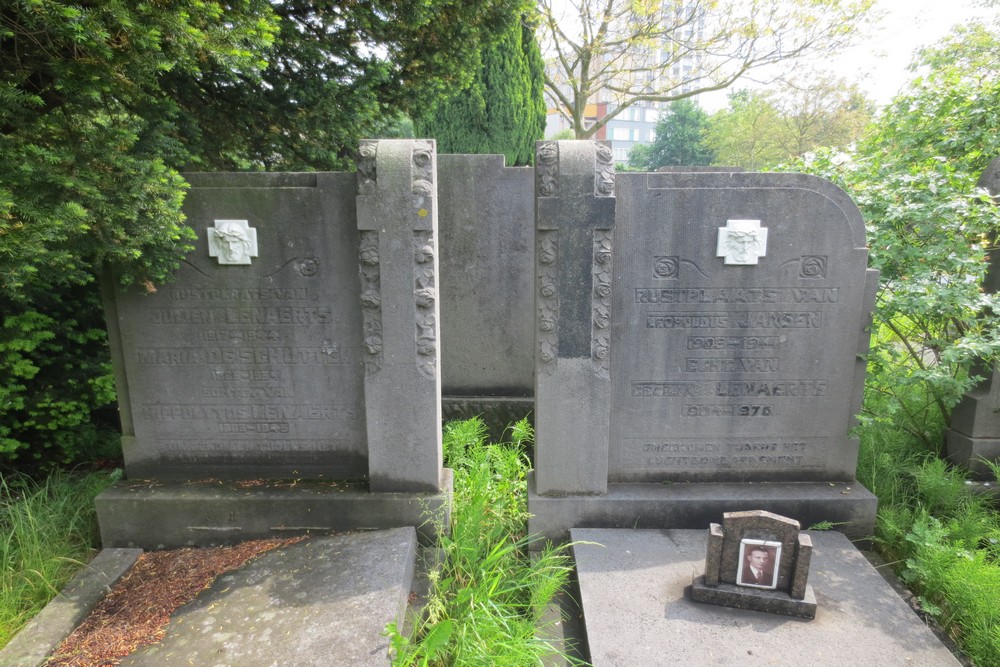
[387,417,577,666]
[0,469,117,648]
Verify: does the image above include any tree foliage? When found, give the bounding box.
[0,0,529,466]
[628,99,714,170]
[0,1,276,466]
[538,0,876,138]
[705,91,785,169]
[707,75,874,170]
[169,0,528,171]
[415,10,547,166]
[790,20,1000,442]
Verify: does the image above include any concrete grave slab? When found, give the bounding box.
[121,529,416,667]
[571,528,960,667]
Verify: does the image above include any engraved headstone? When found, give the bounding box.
[945,157,1000,479]
[528,143,879,542]
[687,510,817,618]
[98,140,450,548]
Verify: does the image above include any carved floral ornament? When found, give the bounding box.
[358,230,383,372]
[537,230,559,371]
[536,141,558,197]
[357,141,377,194]
[595,143,615,197]
[591,230,613,379]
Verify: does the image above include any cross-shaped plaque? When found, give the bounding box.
[717,219,767,265]
[207,219,258,265]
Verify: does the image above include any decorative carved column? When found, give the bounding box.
[356,140,443,492]
[534,140,616,495]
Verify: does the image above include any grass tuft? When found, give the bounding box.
[389,417,577,666]
[0,469,118,648]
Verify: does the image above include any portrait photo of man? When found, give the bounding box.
[736,540,780,589]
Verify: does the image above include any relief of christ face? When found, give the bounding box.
[214,222,252,263]
[727,230,760,263]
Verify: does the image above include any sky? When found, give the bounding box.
[699,0,994,111]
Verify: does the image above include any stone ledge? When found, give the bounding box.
[97,469,452,549]
[527,471,877,546]
[945,429,1000,480]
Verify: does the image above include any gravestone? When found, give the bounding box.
[436,155,535,433]
[946,157,1000,479]
[529,140,879,542]
[97,140,450,548]
[688,510,816,618]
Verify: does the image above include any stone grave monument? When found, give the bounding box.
[97,139,451,548]
[436,155,535,433]
[687,510,816,618]
[528,140,880,542]
[946,157,1000,479]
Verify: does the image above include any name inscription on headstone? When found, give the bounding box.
[107,174,368,478]
[608,173,874,483]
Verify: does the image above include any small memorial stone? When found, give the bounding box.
[687,510,817,618]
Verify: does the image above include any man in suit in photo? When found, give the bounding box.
[739,545,774,587]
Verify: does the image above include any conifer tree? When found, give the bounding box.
[417,12,546,166]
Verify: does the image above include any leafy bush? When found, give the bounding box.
[790,20,1000,441]
[0,286,119,468]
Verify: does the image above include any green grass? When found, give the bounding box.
[0,469,118,648]
[388,417,577,666]
[856,409,1000,665]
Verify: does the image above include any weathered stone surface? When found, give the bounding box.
[100,140,449,547]
[104,172,367,481]
[121,529,416,667]
[692,510,815,617]
[97,470,452,549]
[688,576,817,618]
[529,155,880,541]
[609,171,877,484]
[533,141,616,495]
[0,549,142,667]
[356,140,443,492]
[791,533,813,599]
[437,155,535,399]
[572,529,961,666]
[716,510,800,588]
[527,472,877,544]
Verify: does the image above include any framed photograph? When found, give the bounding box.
[736,539,781,590]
